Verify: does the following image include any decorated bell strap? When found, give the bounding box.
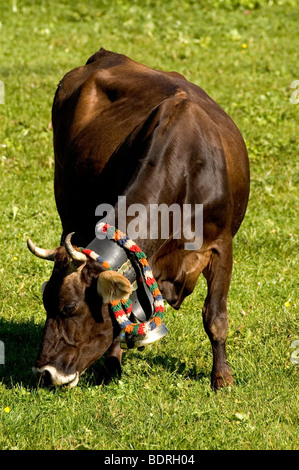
[81,223,165,339]
[80,248,111,270]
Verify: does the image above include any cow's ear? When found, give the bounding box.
[97,271,131,303]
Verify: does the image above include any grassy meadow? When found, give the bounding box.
[0,0,298,450]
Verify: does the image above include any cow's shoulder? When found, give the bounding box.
[85,47,129,67]
[54,49,188,109]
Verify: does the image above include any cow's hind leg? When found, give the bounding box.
[202,237,234,390]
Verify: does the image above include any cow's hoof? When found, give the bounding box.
[98,356,122,385]
[211,369,235,390]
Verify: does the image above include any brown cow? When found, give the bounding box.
[28,48,249,389]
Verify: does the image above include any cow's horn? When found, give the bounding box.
[27,238,55,261]
[64,232,87,263]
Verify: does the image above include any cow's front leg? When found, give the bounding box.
[98,338,123,384]
[202,238,234,390]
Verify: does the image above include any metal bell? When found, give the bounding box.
[120,322,169,350]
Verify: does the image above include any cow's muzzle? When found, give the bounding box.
[33,365,79,388]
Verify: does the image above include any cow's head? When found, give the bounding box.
[27,233,131,388]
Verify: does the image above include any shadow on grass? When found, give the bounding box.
[138,353,209,382]
[78,355,209,390]
[0,317,209,389]
[0,317,43,389]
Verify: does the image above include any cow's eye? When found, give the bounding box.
[62,302,78,316]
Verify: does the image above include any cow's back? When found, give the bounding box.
[53,49,249,244]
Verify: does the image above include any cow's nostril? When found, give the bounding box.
[34,365,79,388]
[41,369,54,387]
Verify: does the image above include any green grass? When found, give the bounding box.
[0,0,298,450]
